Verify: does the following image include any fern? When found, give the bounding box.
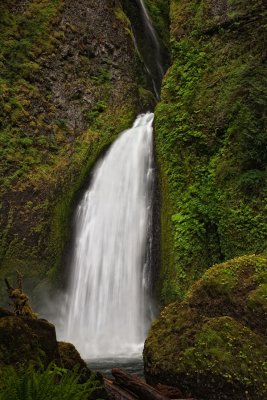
[0,363,104,400]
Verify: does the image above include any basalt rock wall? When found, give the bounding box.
[0,0,150,303]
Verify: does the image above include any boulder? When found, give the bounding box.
[0,312,107,398]
[58,341,88,372]
[0,314,60,367]
[58,341,107,399]
[186,254,267,336]
[144,255,267,399]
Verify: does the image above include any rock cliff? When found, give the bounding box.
[0,0,150,302]
[155,0,267,303]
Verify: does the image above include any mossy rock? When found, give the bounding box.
[0,0,145,302]
[144,255,267,399]
[0,314,60,368]
[58,341,88,372]
[186,254,267,336]
[0,313,107,398]
[0,316,42,367]
[58,341,107,399]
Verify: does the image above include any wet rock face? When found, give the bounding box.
[143,255,267,399]
[201,0,228,27]
[10,0,31,13]
[42,0,138,134]
[209,0,228,17]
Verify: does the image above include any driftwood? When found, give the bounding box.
[104,378,138,400]
[4,271,37,319]
[112,368,169,400]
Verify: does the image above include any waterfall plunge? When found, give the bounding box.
[63,113,155,358]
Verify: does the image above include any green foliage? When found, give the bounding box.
[0,363,104,400]
[156,0,267,303]
[237,170,265,196]
[91,68,111,85]
[0,0,62,189]
[0,0,140,301]
[144,0,170,48]
[85,101,107,125]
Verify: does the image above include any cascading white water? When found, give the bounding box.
[137,0,164,98]
[62,113,154,358]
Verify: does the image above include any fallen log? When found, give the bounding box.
[104,378,138,400]
[112,368,169,400]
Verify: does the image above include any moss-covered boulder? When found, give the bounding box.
[0,312,60,367]
[0,313,107,399]
[58,341,88,372]
[58,341,107,399]
[144,255,267,399]
[187,254,267,336]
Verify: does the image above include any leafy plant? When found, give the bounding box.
[237,169,265,196]
[0,363,104,400]
[155,0,267,303]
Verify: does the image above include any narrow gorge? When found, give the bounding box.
[0,0,266,399]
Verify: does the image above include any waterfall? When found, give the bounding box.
[62,113,155,358]
[137,0,164,98]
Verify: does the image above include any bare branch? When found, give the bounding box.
[4,278,14,292]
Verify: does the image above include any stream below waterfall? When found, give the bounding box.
[87,357,144,379]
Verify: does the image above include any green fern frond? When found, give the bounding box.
[0,363,105,400]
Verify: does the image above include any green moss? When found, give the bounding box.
[247,284,267,314]
[183,317,267,393]
[0,0,141,302]
[156,0,267,302]
[0,317,46,367]
[145,312,267,399]
[186,255,267,335]
[144,0,170,49]
[114,2,132,37]
[144,255,267,399]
